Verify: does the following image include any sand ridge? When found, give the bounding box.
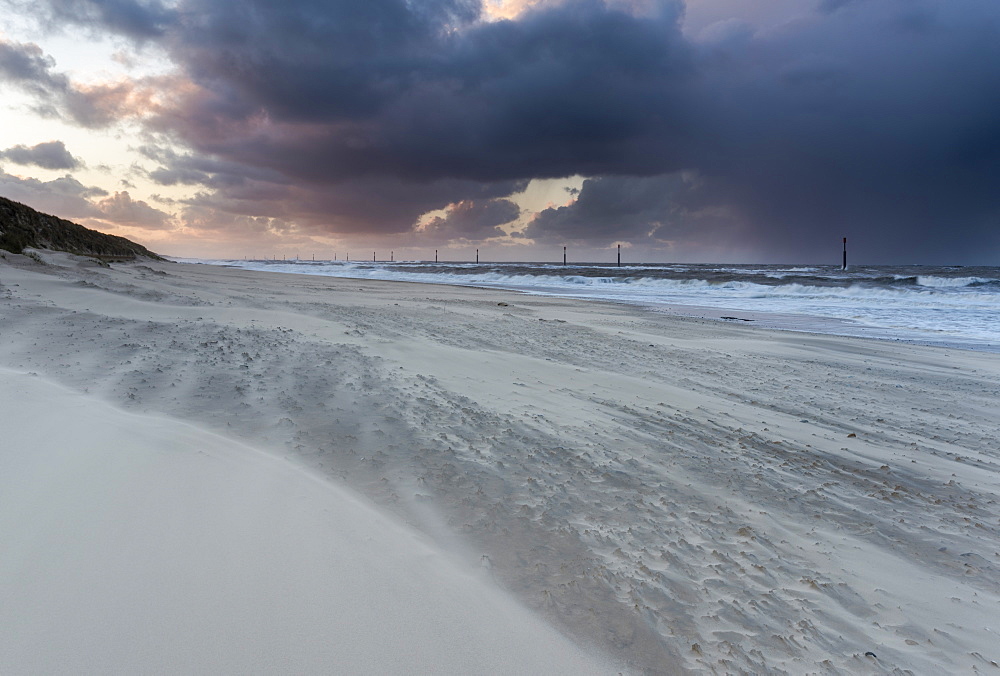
[0,367,617,675]
[2,250,999,674]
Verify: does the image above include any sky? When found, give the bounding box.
[0,0,998,263]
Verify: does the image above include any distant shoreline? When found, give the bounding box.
[178,256,1000,353]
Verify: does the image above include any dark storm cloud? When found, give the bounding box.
[683,0,1000,261]
[527,0,1000,261]
[422,198,520,240]
[524,175,685,244]
[522,172,756,261]
[179,175,527,236]
[286,178,527,235]
[0,140,82,170]
[77,0,689,187]
[139,145,290,189]
[9,0,1000,260]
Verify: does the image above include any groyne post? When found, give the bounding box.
[842,237,847,270]
[617,244,621,268]
[563,246,567,265]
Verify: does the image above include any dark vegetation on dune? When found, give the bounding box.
[0,196,162,260]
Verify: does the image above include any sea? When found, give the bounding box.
[181,259,1000,352]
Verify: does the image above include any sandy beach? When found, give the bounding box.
[2,250,999,674]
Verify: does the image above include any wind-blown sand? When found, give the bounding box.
[0,367,610,675]
[2,250,999,674]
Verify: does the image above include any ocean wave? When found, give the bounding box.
[916,275,999,288]
[178,258,1000,348]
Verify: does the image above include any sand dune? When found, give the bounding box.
[2,249,999,674]
[0,368,614,674]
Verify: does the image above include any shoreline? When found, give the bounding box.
[642,301,1000,353]
[3,251,1000,674]
[192,257,1000,354]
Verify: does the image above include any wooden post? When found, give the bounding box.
[435,249,438,263]
[476,248,479,264]
[391,251,394,262]
[563,246,567,265]
[842,237,847,270]
[617,244,621,268]
[373,251,376,262]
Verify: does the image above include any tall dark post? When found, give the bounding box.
[435,249,438,263]
[347,253,349,261]
[476,248,479,264]
[842,237,847,271]
[373,251,376,262]
[563,246,567,265]
[391,251,394,262]
[617,244,621,268]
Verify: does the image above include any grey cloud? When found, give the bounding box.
[8,0,1000,260]
[818,0,858,13]
[40,0,691,186]
[0,38,148,128]
[25,0,176,39]
[179,175,528,237]
[0,169,106,220]
[95,190,175,229]
[0,168,173,234]
[524,174,687,245]
[148,165,211,187]
[422,198,520,240]
[140,145,290,188]
[0,140,82,170]
[180,205,293,235]
[0,39,69,97]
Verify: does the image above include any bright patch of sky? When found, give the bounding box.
[502,175,584,239]
[0,23,188,222]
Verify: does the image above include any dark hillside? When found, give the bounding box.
[0,196,162,260]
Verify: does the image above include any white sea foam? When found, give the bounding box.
[915,275,996,288]
[179,258,1000,350]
